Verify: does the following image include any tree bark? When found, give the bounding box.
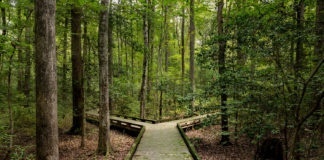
[139,0,150,119]
[62,16,68,94]
[108,1,114,112]
[69,4,84,135]
[294,0,305,77]
[189,0,195,112]
[24,21,32,107]
[293,1,305,159]
[181,5,185,89]
[97,0,112,155]
[218,0,231,146]
[35,0,59,159]
[314,0,324,61]
[1,0,6,36]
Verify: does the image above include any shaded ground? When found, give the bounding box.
[59,124,135,160]
[1,123,135,160]
[186,125,256,160]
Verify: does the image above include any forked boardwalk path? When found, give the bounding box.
[86,110,205,160]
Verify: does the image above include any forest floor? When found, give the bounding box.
[186,125,256,160]
[1,123,135,160]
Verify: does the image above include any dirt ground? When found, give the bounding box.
[1,123,135,160]
[186,125,256,160]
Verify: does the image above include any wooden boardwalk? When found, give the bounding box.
[86,110,205,160]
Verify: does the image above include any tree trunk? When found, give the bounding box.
[108,1,114,112]
[69,5,84,135]
[189,0,195,112]
[1,0,6,36]
[7,54,13,154]
[35,0,59,159]
[218,0,231,146]
[24,22,32,107]
[294,0,305,77]
[17,8,24,92]
[164,3,169,72]
[181,6,185,91]
[97,0,112,155]
[315,0,324,61]
[293,1,305,159]
[62,16,68,95]
[139,0,150,119]
[0,0,6,72]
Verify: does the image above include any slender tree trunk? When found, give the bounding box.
[7,54,13,154]
[17,8,24,92]
[62,16,68,94]
[97,0,112,155]
[0,0,5,70]
[315,0,324,61]
[295,0,305,77]
[69,5,84,135]
[1,0,6,36]
[292,1,305,159]
[189,0,195,112]
[81,20,88,148]
[181,6,185,91]
[147,0,154,103]
[218,0,231,146]
[24,22,32,107]
[159,91,163,120]
[108,2,114,112]
[163,3,169,72]
[35,0,59,159]
[139,0,150,119]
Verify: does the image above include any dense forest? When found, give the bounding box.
[0,0,323,159]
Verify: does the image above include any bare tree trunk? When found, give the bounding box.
[24,22,32,107]
[69,5,84,135]
[147,0,154,103]
[7,54,13,154]
[108,1,114,112]
[139,0,150,119]
[62,16,68,95]
[295,0,305,77]
[97,0,112,155]
[189,0,195,112]
[80,20,88,148]
[181,6,185,92]
[218,0,231,146]
[17,8,24,92]
[1,0,6,36]
[292,1,305,159]
[0,0,6,72]
[35,0,59,159]
[315,0,324,61]
[163,3,169,72]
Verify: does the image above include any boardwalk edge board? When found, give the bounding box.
[177,123,201,160]
[124,126,145,160]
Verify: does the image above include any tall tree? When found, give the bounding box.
[139,0,150,119]
[315,0,324,61]
[35,0,59,159]
[1,0,6,36]
[181,5,185,89]
[24,21,32,107]
[294,0,305,77]
[62,15,69,95]
[97,0,112,155]
[69,3,84,135]
[189,0,195,112]
[217,0,230,146]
